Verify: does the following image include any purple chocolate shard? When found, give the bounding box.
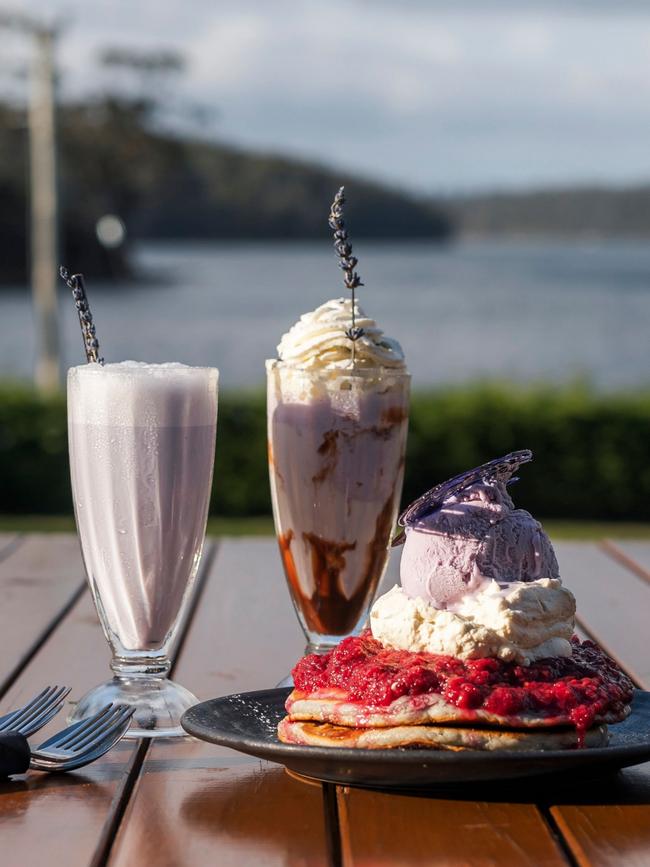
[392,450,533,547]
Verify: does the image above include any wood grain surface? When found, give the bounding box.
[603,540,650,585]
[552,804,650,867]
[550,762,650,866]
[1,535,650,867]
[0,534,86,694]
[338,787,567,867]
[549,540,650,867]
[0,533,21,562]
[108,538,330,867]
[0,538,214,867]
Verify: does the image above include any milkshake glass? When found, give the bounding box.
[67,362,218,737]
[267,360,410,653]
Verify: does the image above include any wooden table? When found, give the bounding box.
[1,533,650,867]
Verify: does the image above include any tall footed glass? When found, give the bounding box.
[267,361,410,654]
[67,362,218,737]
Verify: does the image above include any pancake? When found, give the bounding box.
[287,634,634,747]
[286,689,631,729]
[278,717,610,751]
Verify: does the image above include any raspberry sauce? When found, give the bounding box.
[292,632,634,742]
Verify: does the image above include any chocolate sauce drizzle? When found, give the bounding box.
[279,495,395,636]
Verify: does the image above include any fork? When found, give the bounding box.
[0,686,71,737]
[0,703,134,776]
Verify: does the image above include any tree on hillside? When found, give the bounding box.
[0,44,453,287]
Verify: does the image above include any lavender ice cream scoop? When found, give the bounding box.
[398,452,559,610]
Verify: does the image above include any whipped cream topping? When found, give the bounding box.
[370,580,576,665]
[276,298,405,370]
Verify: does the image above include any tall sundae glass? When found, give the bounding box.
[67,361,218,737]
[267,350,409,653]
[267,187,409,654]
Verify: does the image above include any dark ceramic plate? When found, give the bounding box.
[181,688,650,789]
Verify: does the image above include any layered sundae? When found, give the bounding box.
[278,451,634,750]
[267,188,410,651]
[267,299,410,642]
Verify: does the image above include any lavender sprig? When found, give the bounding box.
[328,186,364,364]
[59,266,104,365]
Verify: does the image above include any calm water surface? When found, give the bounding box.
[1,240,649,389]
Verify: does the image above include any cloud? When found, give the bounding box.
[9,0,650,190]
[502,20,553,60]
[191,12,267,88]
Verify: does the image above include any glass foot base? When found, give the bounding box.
[305,639,343,655]
[69,676,199,738]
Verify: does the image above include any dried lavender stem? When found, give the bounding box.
[328,186,364,365]
[59,267,104,364]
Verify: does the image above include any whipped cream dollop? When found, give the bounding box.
[370,581,576,664]
[276,298,406,369]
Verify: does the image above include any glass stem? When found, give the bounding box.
[111,652,171,680]
[305,641,337,656]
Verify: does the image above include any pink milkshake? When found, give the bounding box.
[67,361,218,736]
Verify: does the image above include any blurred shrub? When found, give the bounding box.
[0,381,649,520]
[211,391,269,516]
[0,385,69,514]
[406,384,650,520]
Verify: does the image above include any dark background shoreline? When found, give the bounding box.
[5,96,650,286]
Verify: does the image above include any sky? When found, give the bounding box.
[5,0,650,193]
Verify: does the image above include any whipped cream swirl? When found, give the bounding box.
[370,580,576,665]
[276,298,405,369]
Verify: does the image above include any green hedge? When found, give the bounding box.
[1,382,649,520]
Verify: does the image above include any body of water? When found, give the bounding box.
[1,240,649,390]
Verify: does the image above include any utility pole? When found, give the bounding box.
[1,12,61,392]
[29,25,60,391]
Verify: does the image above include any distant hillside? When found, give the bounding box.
[451,185,650,238]
[8,90,650,290]
[134,139,453,241]
[0,98,452,285]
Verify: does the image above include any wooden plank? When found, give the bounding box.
[172,538,307,699]
[0,534,86,694]
[107,756,329,867]
[338,788,567,867]
[610,541,650,575]
[339,762,650,867]
[548,762,650,867]
[333,757,650,867]
[108,538,330,867]
[543,542,650,867]
[553,542,650,687]
[0,589,136,866]
[0,533,22,562]
[552,804,650,867]
[0,535,215,867]
[602,540,650,585]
